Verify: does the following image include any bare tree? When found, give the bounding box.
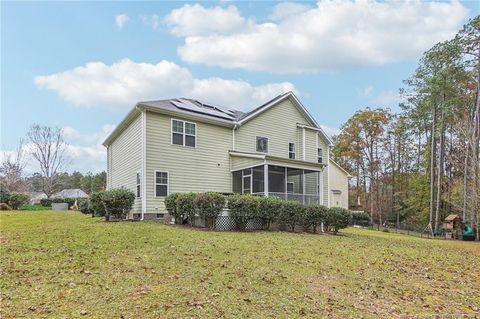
[27,124,68,197]
[0,139,27,192]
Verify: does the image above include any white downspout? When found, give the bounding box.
[327,146,331,208]
[232,124,237,151]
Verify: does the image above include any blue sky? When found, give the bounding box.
[1,1,478,173]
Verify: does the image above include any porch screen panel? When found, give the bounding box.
[232,171,242,193]
[287,168,303,194]
[252,166,264,194]
[268,165,285,193]
[304,170,319,195]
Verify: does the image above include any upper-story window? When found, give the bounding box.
[256,136,268,153]
[172,119,196,147]
[289,142,296,159]
[317,148,323,164]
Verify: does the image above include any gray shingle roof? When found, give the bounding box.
[138,94,289,123]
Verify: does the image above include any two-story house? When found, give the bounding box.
[103,92,350,220]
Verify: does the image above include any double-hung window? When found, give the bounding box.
[317,148,323,164]
[172,119,196,147]
[289,142,296,159]
[136,172,141,198]
[256,136,268,153]
[155,171,168,197]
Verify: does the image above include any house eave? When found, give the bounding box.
[102,104,142,147]
[296,123,334,146]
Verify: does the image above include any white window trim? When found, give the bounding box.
[154,170,169,197]
[241,168,253,194]
[171,118,197,148]
[288,142,296,159]
[136,171,141,198]
[255,136,269,153]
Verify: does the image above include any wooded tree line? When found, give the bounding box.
[332,17,479,239]
[1,124,106,196]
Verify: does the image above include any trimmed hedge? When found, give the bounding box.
[257,196,283,230]
[166,192,352,234]
[103,188,135,220]
[351,211,371,226]
[90,191,106,217]
[176,193,196,224]
[279,200,304,231]
[302,204,328,233]
[227,194,259,231]
[325,207,352,234]
[164,193,181,223]
[195,192,226,229]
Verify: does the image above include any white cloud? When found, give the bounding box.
[268,2,311,21]
[359,85,402,107]
[320,124,340,138]
[115,14,129,29]
[141,14,161,30]
[165,4,247,36]
[34,59,296,111]
[371,90,401,106]
[171,1,468,73]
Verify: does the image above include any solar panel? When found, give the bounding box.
[171,99,235,120]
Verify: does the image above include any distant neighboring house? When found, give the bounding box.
[53,188,89,198]
[103,91,350,220]
[27,192,48,204]
[328,160,351,209]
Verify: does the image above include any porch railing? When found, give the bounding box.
[253,192,320,205]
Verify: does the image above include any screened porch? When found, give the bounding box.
[232,165,322,205]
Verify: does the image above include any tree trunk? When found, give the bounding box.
[429,105,437,234]
[434,111,445,234]
[462,143,468,222]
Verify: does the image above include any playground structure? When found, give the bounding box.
[442,214,477,240]
[443,215,462,239]
[421,215,478,240]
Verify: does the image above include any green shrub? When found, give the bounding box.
[78,198,92,215]
[175,193,196,225]
[40,198,52,207]
[325,207,352,234]
[351,211,371,226]
[0,202,12,210]
[103,188,135,221]
[301,204,327,233]
[195,192,226,229]
[227,194,259,231]
[257,196,283,230]
[164,193,181,224]
[90,191,106,217]
[8,193,30,210]
[278,200,304,232]
[0,183,10,203]
[18,204,47,211]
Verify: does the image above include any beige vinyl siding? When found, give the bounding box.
[145,111,232,213]
[328,160,349,209]
[108,114,142,214]
[235,99,315,161]
[230,156,263,171]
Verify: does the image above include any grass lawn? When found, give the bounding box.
[1,211,479,318]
